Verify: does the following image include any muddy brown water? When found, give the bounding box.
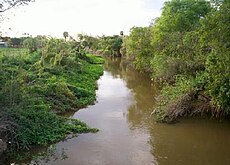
[14,57,230,165]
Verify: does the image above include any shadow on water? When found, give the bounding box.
[12,57,230,165]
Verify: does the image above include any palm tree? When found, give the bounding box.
[63,31,69,41]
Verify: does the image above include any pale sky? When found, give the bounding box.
[1,0,166,38]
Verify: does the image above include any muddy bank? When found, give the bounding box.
[153,88,225,123]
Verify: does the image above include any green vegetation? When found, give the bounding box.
[124,27,153,71]
[75,34,123,57]
[122,0,230,122]
[0,37,103,160]
[0,0,229,162]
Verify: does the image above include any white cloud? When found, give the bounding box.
[1,0,165,37]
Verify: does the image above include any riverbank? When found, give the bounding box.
[120,0,230,123]
[120,52,228,123]
[0,46,104,163]
[12,57,230,165]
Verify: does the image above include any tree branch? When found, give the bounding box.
[0,0,34,13]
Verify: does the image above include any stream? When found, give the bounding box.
[16,57,230,165]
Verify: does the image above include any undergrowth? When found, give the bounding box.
[0,46,103,161]
[153,75,196,122]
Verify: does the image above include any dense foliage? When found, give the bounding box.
[76,34,123,57]
[0,37,104,159]
[201,0,230,112]
[124,27,153,71]
[122,0,230,122]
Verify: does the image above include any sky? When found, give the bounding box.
[1,0,166,38]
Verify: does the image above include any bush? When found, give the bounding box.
[205,50,230,112]
[154,76,196,121]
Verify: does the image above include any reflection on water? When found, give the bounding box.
[104,57,157,130]
[16,57,230,165]
[31,145,68,164]
[150,118,230,165]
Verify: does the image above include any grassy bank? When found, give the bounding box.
[0,44,104,162]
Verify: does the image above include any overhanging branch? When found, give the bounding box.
[0,0,34,13]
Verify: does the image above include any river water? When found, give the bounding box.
[20,57,230,165]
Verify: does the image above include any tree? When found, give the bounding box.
[111,35,122,57]
[0,0,34,13]
[63,31,69,41]
[201,0,230,112]
[94,35,123,56]
[155,0,211,34]
[125,27,153,71]
[152,0,211,52]
[10,37,23,47]
[23,36,47,53]
[149,0,211,80]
